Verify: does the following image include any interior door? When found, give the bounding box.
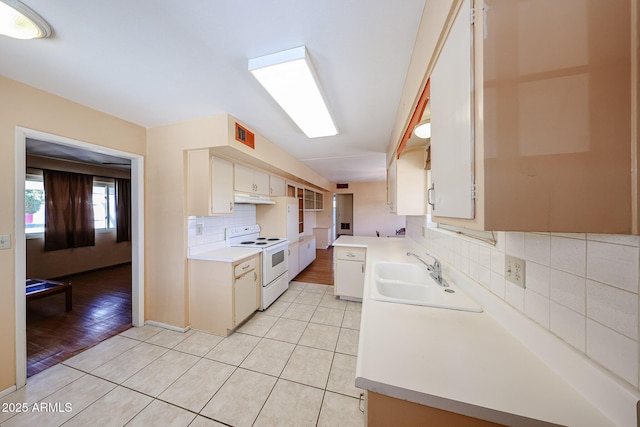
[335,194,353,236]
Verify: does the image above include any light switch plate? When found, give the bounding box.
[505,255,526,288]
[0,234,11,250]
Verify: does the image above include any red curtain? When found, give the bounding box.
[43,170,95,251]
[116,178,131,242]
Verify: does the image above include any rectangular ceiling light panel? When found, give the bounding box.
[249,46,337,138]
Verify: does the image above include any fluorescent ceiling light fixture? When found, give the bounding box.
[249,46,337,138]
[0,0,51,39]
[414,120,431,139]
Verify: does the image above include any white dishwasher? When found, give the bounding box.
[234,257,259,325]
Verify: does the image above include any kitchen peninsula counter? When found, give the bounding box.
[334,235,637,427]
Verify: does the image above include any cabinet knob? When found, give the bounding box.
[229,201,233,211]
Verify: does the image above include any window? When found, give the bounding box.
[25,174,117,236]
[25,174,45,235]
[92,180,116,230]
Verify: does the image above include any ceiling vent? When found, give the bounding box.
[336,183,348,189]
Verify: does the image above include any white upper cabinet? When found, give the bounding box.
[234,163,269,195]
[421,0,635,233]
[387,157,397,213]
[430,0,474,219]
[187,150,234,216]
[269,175,286,196]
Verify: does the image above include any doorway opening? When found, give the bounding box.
[335,193,354,239]
[14,128,145,388]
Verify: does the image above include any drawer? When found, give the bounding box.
[336,247,366,262]
[234,258,256,277]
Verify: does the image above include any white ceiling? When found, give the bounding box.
[1,0,426,183]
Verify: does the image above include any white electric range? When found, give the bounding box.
[226,225,289,310]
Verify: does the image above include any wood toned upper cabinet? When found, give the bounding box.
[428,0,634,233]
[187,150,234,216]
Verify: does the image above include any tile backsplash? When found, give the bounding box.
[406,215,640,389]
[187,204,256,248]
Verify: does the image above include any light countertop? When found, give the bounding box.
[187,246,261,262]
[334,235,633,427]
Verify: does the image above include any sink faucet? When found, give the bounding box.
[406,252,447,287]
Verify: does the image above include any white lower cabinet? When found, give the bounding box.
[233,259,259,325]
[299,236,317,272]
[189,254,260,336]
[334,246,366,300]
[288,242,299,282]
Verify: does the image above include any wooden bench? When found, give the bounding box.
[26,279,72,311]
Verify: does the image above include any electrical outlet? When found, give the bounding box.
[505,255,526,288]
[0,234,11,250]
[195,223,204,236]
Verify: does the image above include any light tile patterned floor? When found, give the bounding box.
[0,281,364,427]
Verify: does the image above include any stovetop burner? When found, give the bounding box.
[226,225,287,249]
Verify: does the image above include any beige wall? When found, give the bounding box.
[27,233,131,279]
[0,75,145,391]
[145,115,228,328]
[335,182,406,238]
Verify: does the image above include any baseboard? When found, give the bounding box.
[0,385,17,399]
[145,320,191,333]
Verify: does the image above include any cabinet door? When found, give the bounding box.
[211,156,234,214]
[234,268,258,325]
[387,157,397,213]
[315,192,324,210]
[430,0,474,219]
[288,242,299,281]
[304,189,315,210]
[336,259,365,299]
[270,175,286,196]
[253,170,270,195]
[286,201,299,241]
[396,149,427,216]
[308,238,316,263]
[234,163,255,193]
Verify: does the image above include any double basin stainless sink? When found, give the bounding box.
[371,262,483,313]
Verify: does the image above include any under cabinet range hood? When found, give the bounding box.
[234,192,276,205]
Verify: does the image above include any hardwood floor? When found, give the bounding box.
[294,246,334,285]
[26,263,132,377]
